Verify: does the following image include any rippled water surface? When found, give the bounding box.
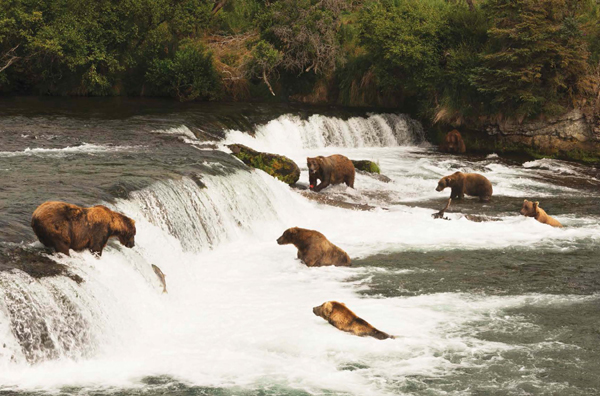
[0,98,599,396]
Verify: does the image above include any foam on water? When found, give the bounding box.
[151,125,197,140]
[0,143,141,157]
[1,113,599,395]
[0,167,599,394]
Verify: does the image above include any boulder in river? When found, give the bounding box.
[227,144,300,185]
[351,160,381,174]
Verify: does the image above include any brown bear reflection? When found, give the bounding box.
[307,155,355,192]
[313,301,394,340]
[520,200,563,228]
[276,227,351,267]
[436,171,493,202]
[440,129,466,154]
[31,201,136,256]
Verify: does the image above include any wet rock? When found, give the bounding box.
[296,190,378,211]
[227,144,300,185]
[484,110,600,161]
[0,245,83,284]
[357,170,392,183]
[351,160,381,174]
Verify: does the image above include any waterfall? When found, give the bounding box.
[222,113,426,156]
[0,169,298,367]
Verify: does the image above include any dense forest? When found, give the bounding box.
[2,0,600,124]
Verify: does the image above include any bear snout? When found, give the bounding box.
[436,185,443,192]
[312,306,320,316]
[276,235,285,245]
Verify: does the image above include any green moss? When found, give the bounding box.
[228,144,300,185]
[351,160,381,174]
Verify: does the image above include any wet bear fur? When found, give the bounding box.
[520,200,563,228]
[436,171,493,202]
[31,201,136,256]
[307,155,355,192]
[313,301,394,340]
[440,129,466,154]
[276,227,351,267]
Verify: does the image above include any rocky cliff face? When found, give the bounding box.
[484,110,600,158]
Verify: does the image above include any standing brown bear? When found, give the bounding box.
[31,201,136,256]
[313,301,394,340]
[276,227,351,267]
[440,129,466,154]
[436,171,493,202]
[520,200,563,228]
[307,155,355,192]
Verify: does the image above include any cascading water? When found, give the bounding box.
[1,108,600,395]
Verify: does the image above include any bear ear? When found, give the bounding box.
[324,302,334,316]
[534,201,539,208]
[524,199,527,203]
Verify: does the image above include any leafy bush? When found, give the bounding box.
[146,40,219,101]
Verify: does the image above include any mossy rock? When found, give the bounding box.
[228,144,300,185]
[351,160,381,174]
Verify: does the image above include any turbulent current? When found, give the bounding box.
[0,99,599,396]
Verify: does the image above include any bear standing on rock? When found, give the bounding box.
[276,227,351,267]
[313,301,394,340]
[436,171,493,202]
[31,201,136,256]
[520,200,563,228]
[307,155,355,192]
[440,130,466,154]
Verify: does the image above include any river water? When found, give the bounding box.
[0,98,599,396]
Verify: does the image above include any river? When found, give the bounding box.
[0,98,599,395]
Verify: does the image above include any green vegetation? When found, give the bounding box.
[2,0,600,123]
[351,160,381,174]
[227,143,300,185]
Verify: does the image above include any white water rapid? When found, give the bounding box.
[0,113,599,395]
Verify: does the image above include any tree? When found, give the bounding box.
[261,0,347,75]
[472,0,591,118]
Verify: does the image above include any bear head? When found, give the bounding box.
[116,215,136,248]
[520,199,539,218]
[313,301,346,319]
[436,176,452,192]
[307,157,322,175]
[445,130,460,151]
[276,227,298,245]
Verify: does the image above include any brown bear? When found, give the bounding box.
[520,200,563,228]
[307,155,355,192]
[313,301,394,340]
[31,201,136,256]
[436,171,493,202]
[276,227,351,267]
[440,129,466,154]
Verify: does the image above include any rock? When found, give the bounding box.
[356,170,392,183]
[0,245,83,284]
[484,110,600,160]
[351,160,381,174]
[227,144,300,185]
